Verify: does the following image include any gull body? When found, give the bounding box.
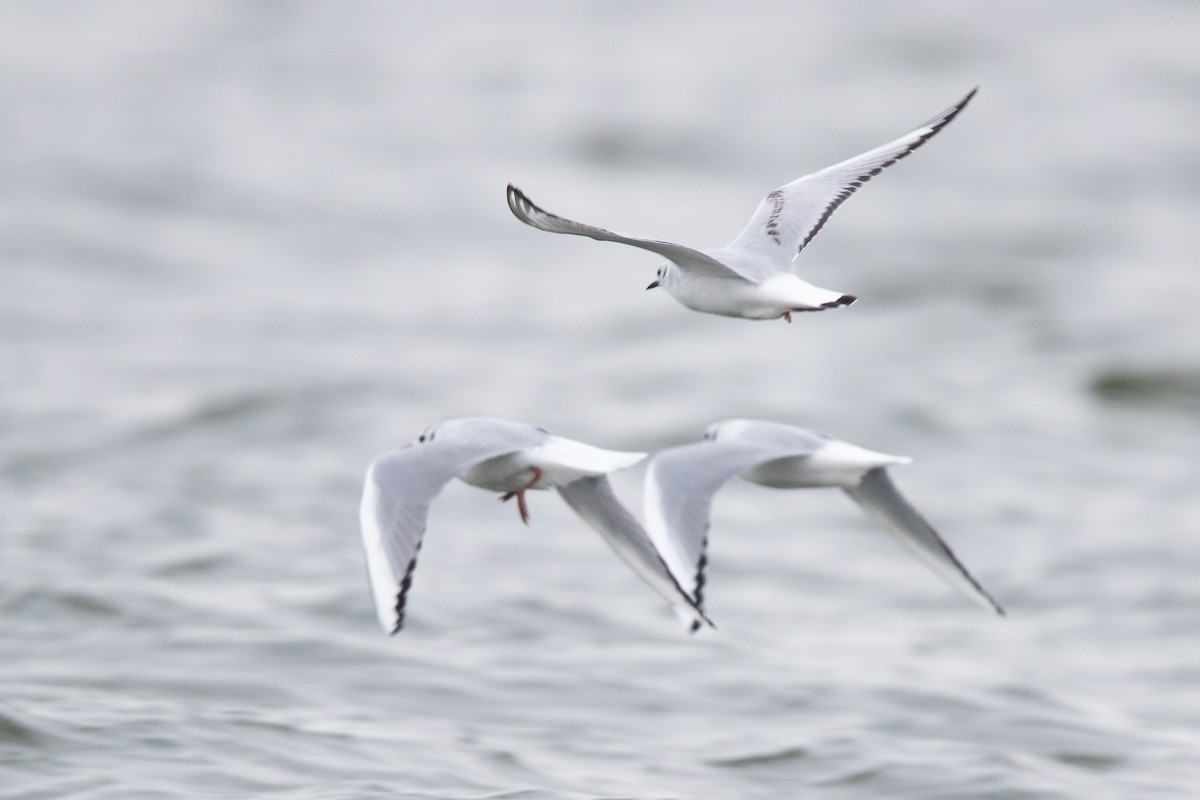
[508,88,977,322]
[359,417,710,634]
[644,419,1004,616]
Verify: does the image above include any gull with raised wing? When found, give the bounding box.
[644,419,1004,616]
[508,88,976,322]
[360,417,711,634]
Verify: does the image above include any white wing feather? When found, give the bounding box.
[507,184,738,279]
[843,467,1004,615]
[644,437,822,609]
[725,88,977,269]
[359,420,548,634]
[556,475,714,632]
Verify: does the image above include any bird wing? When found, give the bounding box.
[843,467,1004,615]
[507,184,738,279]
[359,420,548,634]
[644,437,822,610]
[724,88,977,270]
[556,475,714,632]
[527,434,646,480]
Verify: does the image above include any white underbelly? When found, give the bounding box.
[742,442,910,489]
[671,275,782,319]
[459,452,547,493]
[741,456,857,489]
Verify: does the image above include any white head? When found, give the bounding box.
[645,261,676,291]
[703,419,756,442]
[414,421,444,444]
[703,418,834,450]
[412,417,493,445]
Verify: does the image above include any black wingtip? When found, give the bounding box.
[938,87,978,130]
[686,611,717,634]
[961,572,1006,619]
[818,294,857,310]
[386,551,420,636]
[693,549,708,613]
[389,590,407,635]
[506,183,539,224]
[687,547,719,633]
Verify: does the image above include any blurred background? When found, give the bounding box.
[3,2,1200,798]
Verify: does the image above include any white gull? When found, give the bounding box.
[644,418,1004,616]
[508,88,977,322]
[360,417,712,634]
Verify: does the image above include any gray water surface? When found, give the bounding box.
[4,3,1200,798]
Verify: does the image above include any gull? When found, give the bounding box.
[507,87,976,322]
[644,419,1004,616]
[359,417,712,634]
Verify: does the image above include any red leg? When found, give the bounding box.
[500,466,543,525]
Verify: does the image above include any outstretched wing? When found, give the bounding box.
[359,420,547,634]
[556,475,714,633]
[843,467,1004,615]
[507,184,736,278]
[725,88,977,267]
[644,437,821,610]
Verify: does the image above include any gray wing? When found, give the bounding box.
[359,419,548,634]
[644,437,823,610]
[725,88,977,265]
[843,467,1004,615]
[556,475,714,633]
[507,184,737,279]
